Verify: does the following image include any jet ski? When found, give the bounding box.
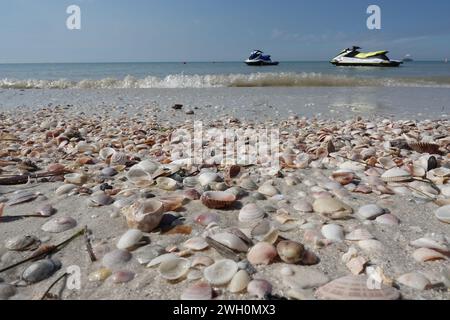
[245,50,279,66]
[330,46,402,67]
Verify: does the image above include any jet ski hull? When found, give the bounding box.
[331,61,402,67]
[245,60,279,66]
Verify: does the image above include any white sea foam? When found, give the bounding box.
[1,73,449,89]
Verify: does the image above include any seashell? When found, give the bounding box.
[397,272,431,291]
[64,173,88,185]
[378,157,397,169]
[158,258,191,281]
[435,205,450,224]
[358,239,384,254]
[331,171,355,186]
[247,279,272,299]
[194,212,220,226]
[239,178,258,191]
[408,165,426,178]
[211,233,249,252]
[204,260,238,286]
[293,200,313,213]
[357,204,385,220]
[250,220,271,238]
[187,269,203,281]
[5,235,40,251]
[122,199,164,232]
[55,184,77,196]
[381,168,412,183]
[22,259,61,284]
[375,214,400,226]
[312,197,353,220]
[346,256,368,275]
[135,160,161,174]
[111,270,135,284]
[276,240,305,264]
[410,236,449,254]
[183,237,209,251]
[41,216,77,233]
[201,191,236,209]
[409,142,441,154]
[198,172,220,187]
[228,270,251,293]
[159,195,184,212]
[110,152,128,166]
[316,275,400,300]
[181,281,213,300]
[36,204,56,217]
[257,183,279,197]
[134,245,165,265]
[117,229,144,251]
[247,242,277,265]
[101,167,118,177]
[300,250,320,266]
[156,177,179,191]
[89,192,114,207]
[321,224,345,242]
[183,177,199,188]
[102,249,132,270]
[239,203,265,223]
[99,147,115,160]
[6,191,38,206]
[183,189,201,200]
[412,248,447,263]
[88,268,112,282]
[47,163,66,173]
[113,197,136,209]
[147,253,178,268]
[192,255,214,268]
[126,167,153,187]
[0,283,16,300]
[345,229,374,241]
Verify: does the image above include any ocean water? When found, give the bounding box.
[1,61,450,89]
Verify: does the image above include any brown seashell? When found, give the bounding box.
[331,172,355,186]
[183,189,201,200]
[47,163,67,173]
[276,240,305,264]
[409,142,441,155]
[76,156,94,165]
[159,196,185,212]
[201,191,236,209]
[316,275,400,300]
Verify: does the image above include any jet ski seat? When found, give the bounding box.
[355,51,388,59]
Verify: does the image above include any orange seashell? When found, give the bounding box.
[331,172,355,186]
[77,157,94,165]
[47,163,67,173]
[159,196,185,212]
[201,191,236,209]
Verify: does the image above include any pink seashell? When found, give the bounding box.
[184,189,201,200]
[345,229,374,241]
[375,214,400,226]
[111,270,135,284]
[247,242,277,265]
[397,272,431,291]
[192,255,214,268]
[412,248,447,263]
[181,281,213,300]
[247,279,272,299]
[194,212,220,226]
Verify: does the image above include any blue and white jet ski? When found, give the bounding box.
[245,50,279,66]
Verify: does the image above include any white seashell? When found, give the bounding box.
[135,160,161,174]
[55,184,77,196]
[357,204,385,220]
[381,168,412,183]
[204,260,238,286]
[247,242,277,265]
[412,248,447,262]
[181,281,213,300]
[410,237,449,254]
[187,269,203,281]
[41,216,77,233]
[247,279,272,299]
[258,183,279,197]
[211,233,249,252]
[89,192,114,207]
[313,197,353,219]
[158,258,191,281]
[101,249,132,270]
[117,229,144,251]
[321,224,344,242]
[64,173,88,185]
[228,270,251,293]
[5,235,40,251]
[397,272,431,290]
[183,237,209,251]
[122,199,164,232]
[156,177,178,191]
[293,200,313,213]
[345,229,374,241]
[375,214,400,226]
[99,147,115,160]
[126,167,153,187]
[378,157,397,169]
[192,255,214,268]
[147,253,178,268]
[358,239,384,253]
[198,172,220,187]
[435,205,450,224]
[239,178,258,190]
[239,203,265,223]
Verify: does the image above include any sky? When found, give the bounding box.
[1,0,450,63]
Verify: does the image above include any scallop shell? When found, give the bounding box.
[198,172,220,187]
[409,142,441,154]
[239,203,265,223]
[5,235,40,251]
[239,178,258,191]
[183,237,209,251]
[247,242,277,265]
[228,270,251,293]
[276,240,305,264]
[89,192,114,207]
[321,224,345,242]
[435,205,450,224]
[381,168,412,183]
[122,199,164,232]
[247,279,273,299]
[412,248,447,262]
[201,191,236,209]
[345,229,374,241]
[102,249,132,269]
[312,197,353,219]
[181,281,213,300]
[293,200,313,213]
[117,229,144,251]
[315,275,400,300]
[357,204,385,220]
[158,258,191,281]
[99,147,115,160]
[204,260,238,286]
[156,177,178,191]
[41,216,77,233]
[22,259,61,284]
[257,183,279,197]
[397,272,431,290]
[211,232,249,252]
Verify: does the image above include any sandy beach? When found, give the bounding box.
[0,89,449,300]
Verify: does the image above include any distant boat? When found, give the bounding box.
[402,54,414,62]
[245,50,279,66]
[445,58,449,63]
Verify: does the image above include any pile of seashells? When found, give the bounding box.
[0,108,449,300]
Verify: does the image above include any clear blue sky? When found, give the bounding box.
[1,0,449,62]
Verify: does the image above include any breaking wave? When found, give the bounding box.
[1,73,449,89]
